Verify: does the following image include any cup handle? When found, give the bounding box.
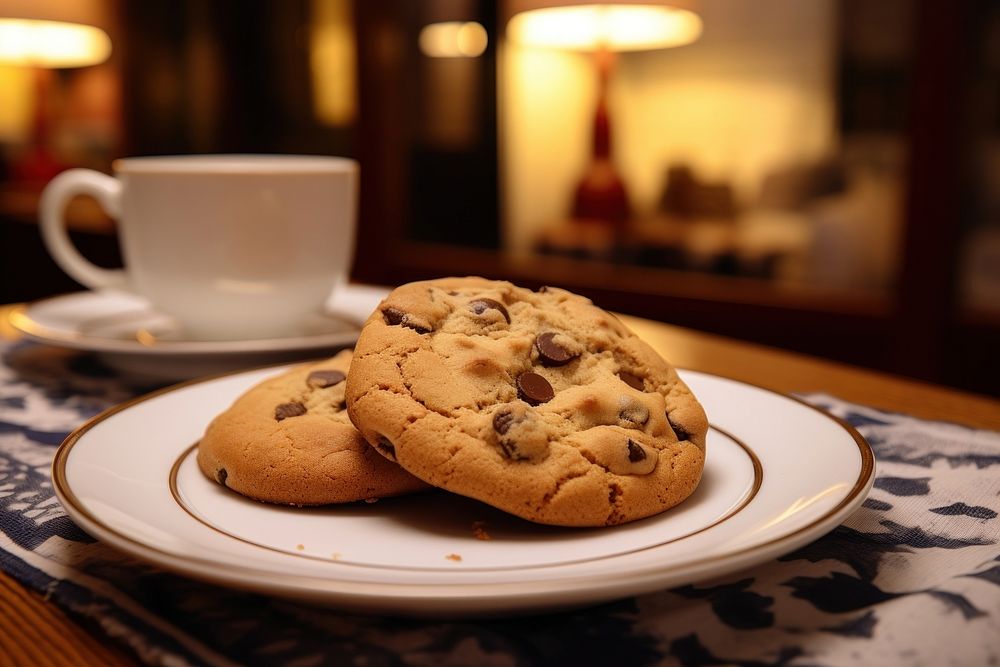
[39,168,130,292]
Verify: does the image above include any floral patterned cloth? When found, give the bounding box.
[1,339,998,666]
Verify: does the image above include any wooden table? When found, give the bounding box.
[620,314,1000,431]
[2,303,998,666]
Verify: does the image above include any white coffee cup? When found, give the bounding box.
[40,154,357,340]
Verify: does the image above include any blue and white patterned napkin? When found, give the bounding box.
[1,340,997,666]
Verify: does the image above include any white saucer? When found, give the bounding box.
[9,286,389,381]
[53,366,874,616]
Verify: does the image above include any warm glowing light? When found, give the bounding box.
[310,0,356,126]
[508,4,701,52]
[0,19,111,67]
[419,22,489,58]
[0,65,33,140]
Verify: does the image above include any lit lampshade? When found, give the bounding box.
[0,19,111,67]
[507,1,701,52]
[0,0,111,68]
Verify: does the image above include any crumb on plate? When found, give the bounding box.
[472,520,491,540]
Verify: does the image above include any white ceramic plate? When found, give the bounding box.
[9,286,388,380]
[53,367,873,616]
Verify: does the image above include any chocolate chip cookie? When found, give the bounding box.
[345,277,707,526]
[197,350,427,505]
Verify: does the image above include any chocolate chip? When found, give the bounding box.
[619,401,650,427]
[376,436,397,460]
[275,401,307,421]
[216,468,228,486]
[382,307,431,333]
[618,371,645,391]
[537,286,549,293]
[383,306,406,325]
[535,332,576,366]
[516,372,554,405]
[491,405,549,460]
[669,416,691,441]
[306,369,345,388]
[493,409,516,435]
[498,439,521,459]
[468,298,511,323]
[609,483,623,503]
[492,408,525,459]
[627,439,647,462]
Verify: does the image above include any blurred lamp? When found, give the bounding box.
[0,0,112,183]
[507,1,701,225]
[0,19,111,67]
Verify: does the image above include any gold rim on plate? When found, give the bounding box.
[50,365,874,601]
[164,423,763,573]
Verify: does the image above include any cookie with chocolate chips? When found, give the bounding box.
[197,350,427,506]
[345,277,707,527]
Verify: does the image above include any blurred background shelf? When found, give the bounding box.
[1,0,998,396]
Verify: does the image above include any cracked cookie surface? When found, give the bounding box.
[197,350,427,506]
[345,277,707,526]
